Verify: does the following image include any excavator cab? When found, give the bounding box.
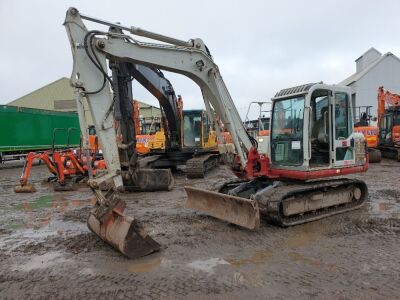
[270,83,365,171]
[187,83,368,230]
[182,110,217,150]
[376,86,400,160]
[379,108,400,146]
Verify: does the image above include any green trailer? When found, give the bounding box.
[0,105,80,162]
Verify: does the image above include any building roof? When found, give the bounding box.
[8,77,74,110]
[340,52,400,86]
[355,47,381,62]
[8,77,161,114]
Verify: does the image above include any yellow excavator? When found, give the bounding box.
[64,8,369,259]
[140,109,217,153]
[135,96,219,177]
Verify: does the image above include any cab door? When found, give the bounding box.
[331,89,354,166]
[379,113,393,146]
[202,111,209,147]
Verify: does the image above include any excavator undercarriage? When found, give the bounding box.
[186,177,367,229]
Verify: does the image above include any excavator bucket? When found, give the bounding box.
[185,186,260,230]
[87,199,161,259]
[14,184,36,193]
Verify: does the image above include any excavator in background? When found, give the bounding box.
[377,86,400,160]
[64,8,368,258]
[14,147,106,193]
[129,68,220,178]
[353,106,381,163]
[244,101,271,155]
[15,127,106,193]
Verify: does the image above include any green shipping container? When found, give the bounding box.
[0,105,80,153]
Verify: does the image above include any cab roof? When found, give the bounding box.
[273,82,321,99]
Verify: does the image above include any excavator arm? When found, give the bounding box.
[64,7,253,177]
[131,64,181,150]
[64,7,259,257]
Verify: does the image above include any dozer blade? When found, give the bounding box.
[14,184,36,193]
[87,200,160,259]
[185,186,260,230]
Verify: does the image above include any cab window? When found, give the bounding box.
[335,93,350,139]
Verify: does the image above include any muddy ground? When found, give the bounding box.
[0,160,399,299]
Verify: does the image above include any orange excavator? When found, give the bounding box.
[15,128,106,193]
[244,101,271,155]
[353,106,381,163]
[377,86,400,160]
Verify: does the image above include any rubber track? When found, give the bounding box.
[379,146,400,161]
[258,178,368,227]
[186,154,219,178]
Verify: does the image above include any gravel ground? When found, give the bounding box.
[0,160,399,299]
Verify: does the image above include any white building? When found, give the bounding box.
[339,47,400,120]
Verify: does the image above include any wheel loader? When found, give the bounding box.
[64,8,369,258]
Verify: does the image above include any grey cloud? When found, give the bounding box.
[1,0,400,119]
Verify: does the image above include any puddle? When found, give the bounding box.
[225,250,273,268]
[12,251,70,272]
[288,251,320,265]
[285,225,320,248]
[7,194,94,230]
[80,267,96,275]
[0,221,89,250]
[288,251,338,272]
[16,194,92,212]
[187,258,229,274]
[127,256,171,273]
[88,255,171,274]
[369,200,400,218]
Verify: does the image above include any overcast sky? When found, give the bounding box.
[1,0,400,118]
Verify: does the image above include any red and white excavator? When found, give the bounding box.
[64,8,369,258]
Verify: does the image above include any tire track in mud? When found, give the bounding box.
[0,162,400,299]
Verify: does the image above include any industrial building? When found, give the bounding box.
[340,47,400,119]
[7,77,161,126]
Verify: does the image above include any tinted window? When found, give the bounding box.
[335,93,350,139]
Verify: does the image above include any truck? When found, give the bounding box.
[0,105,80,163]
